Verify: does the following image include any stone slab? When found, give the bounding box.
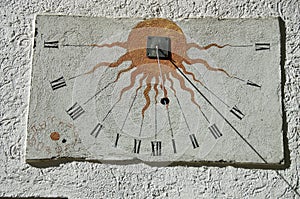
[26,14,284,167]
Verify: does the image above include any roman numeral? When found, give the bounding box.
[189,134,199,148]
[44,40,59,48]
[114,133,120,147]
[172,138,177,154]
[246,80,261,88]
[233,77,261,88]
[209,124,223,139]
[151,141,162,156]
[255,43,270,51]
[230,105,245,120]
[90,123,102,138]
[133,139,141,154]
[50,76,66,90]
[66,102,85,120]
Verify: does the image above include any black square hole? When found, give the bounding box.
[146,36,171,59]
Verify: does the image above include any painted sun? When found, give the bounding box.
[84,18,231,118]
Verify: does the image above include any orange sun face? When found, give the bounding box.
[127,18,187,65]
[85,18,230,117]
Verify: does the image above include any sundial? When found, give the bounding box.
[26,14,284,167]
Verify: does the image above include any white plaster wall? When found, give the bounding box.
[0,0,299,198]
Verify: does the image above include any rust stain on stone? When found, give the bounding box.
[50,131,60,141]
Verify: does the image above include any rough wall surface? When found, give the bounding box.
[0,0,299,198]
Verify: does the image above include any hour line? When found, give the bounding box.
[63,44,93,47]
[121,90,138,131]
[166,106,177,154]
[156,45,166,93]
[166,107,174,138]
[139,117,144,137]
[228,44,253,48]
[102,101,118,122]
[200,109,210,124]
[225,43,271,51]
[202,85,230,109]
[114,90,138,148]
[83,81,115,105]
[155,103,158,140]
[68,73,85,80]
[92,99,119,132]
[173,94,191,133]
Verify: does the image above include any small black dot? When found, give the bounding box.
[62,139,67,143]
[160,97,170,105]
